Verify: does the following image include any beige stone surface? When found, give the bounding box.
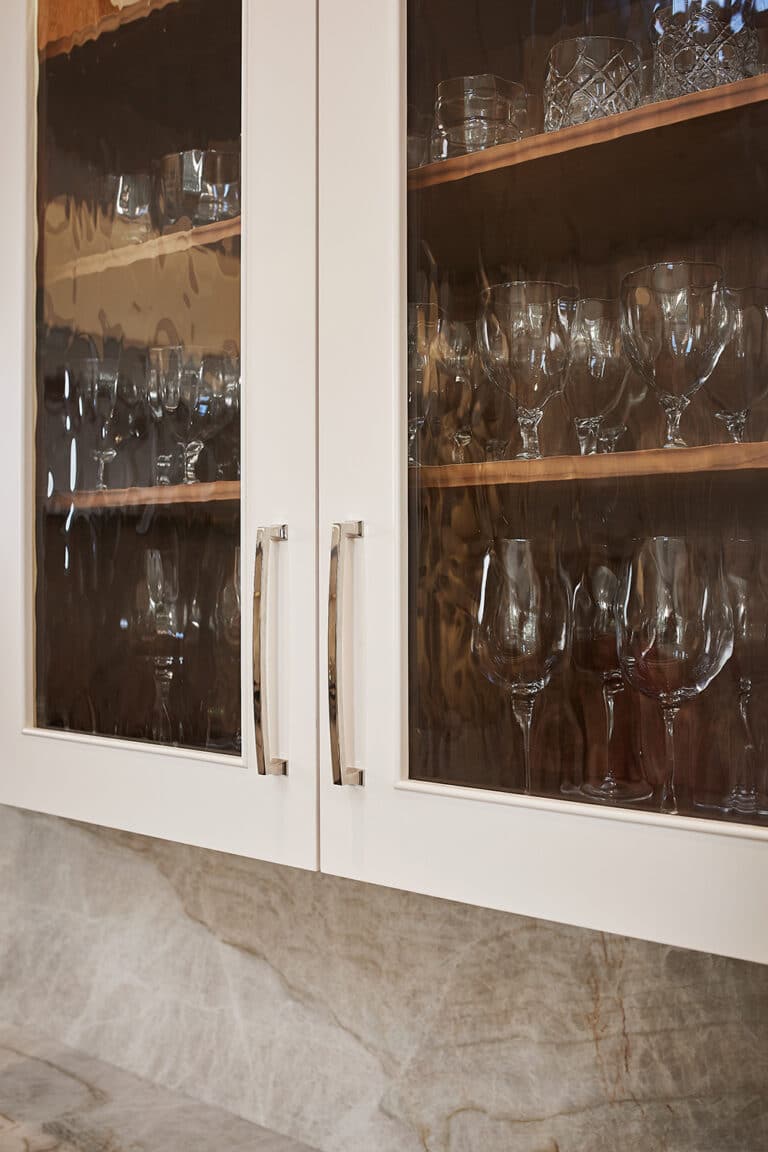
[1,803,767,1151]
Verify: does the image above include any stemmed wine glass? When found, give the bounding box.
[80,354,120,490]
[434,316,478,464]
[719,538,768,816]
[137,548,182,745]
[473,537,570,793]
[706,287,768,444]
[616,536,734,813]
[149,345,183,485]
[620,261,732,449]
[207,546,242,753]
[408,303,440,466]
[564,299,629,456]
[478,281,572,461]
[572,543,652,802]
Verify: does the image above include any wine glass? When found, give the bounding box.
[434,316,478,464]
[408,303,440,466]
[719,538,768,816]
[148,345,182,485]
[572,543,652,802]
[620,261,732,449]
[80,354,120,490]
[137,548,182,745]
[207,546,242,752]
[473,538,570,793]
[706,287,768,444]
[478,281,573,461]
[564,299,629,456]
[616,536,734,814]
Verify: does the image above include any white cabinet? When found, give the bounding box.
[318,0,768,964]
[4,0,768,965]
[0,0,318,870]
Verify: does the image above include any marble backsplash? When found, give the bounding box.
[1,802,767,1152]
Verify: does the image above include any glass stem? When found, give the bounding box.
[660,703,681,814]
[517,409,544,460]
[152,660,174,744]
[660,395,689,449]
[575,417,600,456]
[601,674,623,791]
[512,694,536,794]
[715,409,749,444]
[183,440,203,484]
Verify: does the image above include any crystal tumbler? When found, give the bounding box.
[544,36,642,132]
[652,0,759,100]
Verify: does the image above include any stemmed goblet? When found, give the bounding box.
[473,537,570,793]
[149,345,183,485]
[719,538,768,816]
[407,303,440,466]
[706,287,768,444]
[207,546,242,753]
[616,536,734,814]
[137,548,182,745]
[572,543,652,802]
[621,261,732,449]
[478,281,572,461]
[434,316,478,464]
[80,354,120,490]
[564,299,629,456]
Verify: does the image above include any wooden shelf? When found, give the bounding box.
[409,75,768,192]
[412,442,768,490]
[46,481,240,513]
[46,217,240,286]
[410,75,768,279]
[41,0,181,59]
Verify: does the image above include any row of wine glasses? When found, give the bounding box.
[42,341,241,493]
[473,534,768,818]
[410,263,764,463]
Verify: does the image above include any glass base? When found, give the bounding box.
[581,778,653,804]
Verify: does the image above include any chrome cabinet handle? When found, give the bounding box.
[254,525,288,776]
[328,521,364,786]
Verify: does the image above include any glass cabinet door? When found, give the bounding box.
[319,0,768,961]
[36,0,242,752]
[407,0,768,826]
[0,0,318,868]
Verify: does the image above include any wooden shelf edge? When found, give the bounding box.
[46,217,241,285]
[412,442,768,489]
[41,0,182,59]
[46,480,240,512]
[408,74,768,192]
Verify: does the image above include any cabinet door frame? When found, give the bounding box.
[0,0,318,871]
[318,0,768,963]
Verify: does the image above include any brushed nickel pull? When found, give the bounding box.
[254,525,288,776]
[328,521,364,786]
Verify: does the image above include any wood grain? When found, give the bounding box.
[46,217,241,286]
[46,481,240,512]
[40,0,181,58]
[412,442,768,489]
[409,75,768,192]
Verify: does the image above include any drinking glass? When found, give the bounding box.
[149,345,184,485]
[572,544,652,802]
[434,316,478,464]
[80,355,120,490]
[617,536,734,813]
[719,538,768,815]
[113,173,154,244]
[545,37,643,133]
[706,286,768,443]
[407,108,433,169]
[408,303,440,466]
[431,74,528,160]
[472,373,517,461]
[473,538,570,794]
[564,299,629,455]
[621,262,732,449]
[196,150,241,224]
[215,350,241,479]
[158,150,203,228]
[652,0,759,101]
[478,281,573,461]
